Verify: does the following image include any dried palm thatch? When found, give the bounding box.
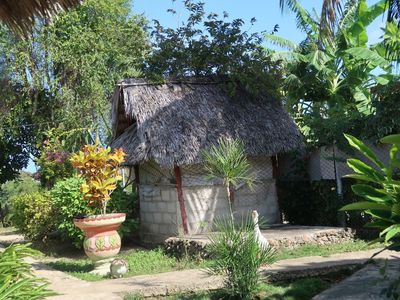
[0,0,80,34]
[111,77,303,167]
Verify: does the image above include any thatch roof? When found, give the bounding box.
[0,0,80,34]
[111,77,303,167]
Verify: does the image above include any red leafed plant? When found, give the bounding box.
[70,142,126,215]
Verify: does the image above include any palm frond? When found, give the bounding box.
[283,74,302,89]
[382,21,400,63]
[279,0,319,35]
[320,0,342,36]
[269,51,305,63]
[356,0,388,28]
[202,138,254,188]
[346,47,389,68]
[387,0,400,27]
[307,49,332,70]
[265,34,298,50]
[339,0,359,29]
[0,0,80,35]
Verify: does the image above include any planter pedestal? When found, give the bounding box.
[90,258,114,276]
[74,213,126,275]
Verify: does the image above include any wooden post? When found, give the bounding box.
[271,155,278,179]
[173,165,189,235]
[271,155,283,223]
[134,165,140,221]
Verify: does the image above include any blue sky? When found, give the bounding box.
[24,0,386,173]
[133,0,385,46]
[133,0,321,45]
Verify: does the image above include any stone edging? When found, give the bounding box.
[164,228,355,259]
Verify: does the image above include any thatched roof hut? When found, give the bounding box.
[111,77,303,242]
[112,77,303,167]
[0,0,80,34]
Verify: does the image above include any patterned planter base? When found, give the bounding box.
[74,213,126,262]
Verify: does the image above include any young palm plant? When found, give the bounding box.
[202,138,254,223]
[208,215,275,299]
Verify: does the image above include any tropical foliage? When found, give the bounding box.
[267,0,397,148]
[0,244,55,300]
[340,134,400,245]
[202,138,254,222]
[0,0,148,183]
[208,216,275,299]
[70,143,126,214]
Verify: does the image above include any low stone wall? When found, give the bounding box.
[268,228,355,248]
[164,238,211,260]
[164,227,355,259]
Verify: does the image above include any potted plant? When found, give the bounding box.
[70,143,126,264]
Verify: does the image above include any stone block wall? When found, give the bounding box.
[181,181,279,234]
[137,156,280,243]
[139,185,180,243]
[308,144,391,181]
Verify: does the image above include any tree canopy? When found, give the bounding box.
[144,0,281,97]
[0,0,148,182]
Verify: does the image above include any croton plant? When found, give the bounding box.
[70,143,126,215]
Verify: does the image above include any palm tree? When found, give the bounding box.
[268,0,394,147]
[279,0,400,32]
[0,0,80,34]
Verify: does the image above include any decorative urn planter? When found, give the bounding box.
[74,213,126,261]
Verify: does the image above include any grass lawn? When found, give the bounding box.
[47,247,212,281]
[45,239,382,281]
[124,268,358,300]
[274,239,382,261]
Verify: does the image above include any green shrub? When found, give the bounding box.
[0,244,55,299]
[11,191,55,241]
[50,177,95,248]
[0,173,39,227]
[109,185,139,240]
[208,217,275,299]
[50,178,139,248]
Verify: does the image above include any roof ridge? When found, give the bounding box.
[117,76,234,87]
